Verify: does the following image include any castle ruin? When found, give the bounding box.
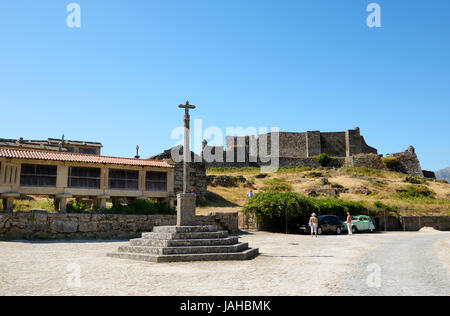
[202,127,378,169]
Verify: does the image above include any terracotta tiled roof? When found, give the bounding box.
[0,147,173,168]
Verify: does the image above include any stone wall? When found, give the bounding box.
[203,127,379,170]
[243,214,450,233]
[278,132,307,157]
[0,212,239,240]
[372,216,450,231]
[196,212,239,234]
[321,132,347,157]
[361,136,378,154]
[0,212,176,240]
[422,170,436,179]
[261,157,345,169]
[239,212,258,230]
[345,153,385,170]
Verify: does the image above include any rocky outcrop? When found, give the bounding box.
[386,146,424,178]
[207,175,246,187]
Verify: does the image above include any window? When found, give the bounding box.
[68,167,101,189]
[20,164,57,187]
[109,169,139,190]
[79,148,97,155]
[146,172,167,192]
[65,147,75,153]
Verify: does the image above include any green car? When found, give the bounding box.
[342,215,376,233]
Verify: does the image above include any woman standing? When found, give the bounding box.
[309,213,319,238]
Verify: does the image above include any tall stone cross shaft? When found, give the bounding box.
[179,101,196,193]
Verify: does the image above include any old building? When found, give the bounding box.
[0,137,102,155]
[0,147,174,212]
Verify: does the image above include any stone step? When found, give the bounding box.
[118,242,249,255]
[130,236,240,247]
[107,248,259,263]
[141,231,229,240]
[152,225,218,233]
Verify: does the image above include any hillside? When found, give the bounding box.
[198,167,450,217]
[436,167,450,182]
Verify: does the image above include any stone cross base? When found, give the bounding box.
[177,193,197,226]
[107,225,259,263]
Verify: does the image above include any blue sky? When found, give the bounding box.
[0,0,449,171]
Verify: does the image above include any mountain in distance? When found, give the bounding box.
[435,167,450,181]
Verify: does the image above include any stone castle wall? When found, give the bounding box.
[345,153,385,170]
[204,127,378,170]
[386,146,424,178]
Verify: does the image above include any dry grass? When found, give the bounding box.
[205,168,450,216]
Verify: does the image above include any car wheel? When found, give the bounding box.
[336,227,342,235]
[352,226,358,234]
[318,227,323,235]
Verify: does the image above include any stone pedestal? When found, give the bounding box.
[55,193,72,214]
[94,195,109,211]
[107,225,259,263]
[177,193,197,226]
[2,197,15,213]
[1,193,20,213]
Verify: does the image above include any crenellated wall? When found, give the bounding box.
[203,127,379,169]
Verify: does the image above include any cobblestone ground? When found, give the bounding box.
[343,232,450,296]
[0,231,448,296]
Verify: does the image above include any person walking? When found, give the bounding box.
[309,213,319,238]
[346,212,353,235]
[247,189,254,199]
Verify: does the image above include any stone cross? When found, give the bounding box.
[135,145,140,159]
[178,101,196,193]
[58,134,65,152]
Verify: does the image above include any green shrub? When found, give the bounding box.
[243,192,368,221]
[317,154,333,167]
[397,185,436,199]
[374,201,398,213]
[404,176,425,184]
[261,178,292,192]
[38,199,55,212]
[382,157,400,169]
[67,200,91,213]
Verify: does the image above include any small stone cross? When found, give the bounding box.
[178,101,196,116]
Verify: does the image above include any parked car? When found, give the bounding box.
[342,215,376,233]
[298,215,343,235]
